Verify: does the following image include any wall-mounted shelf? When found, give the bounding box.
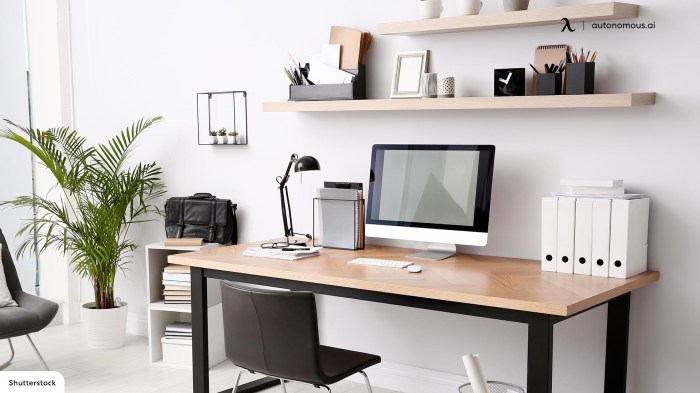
[262,93,656,112]
[378,2,639,36]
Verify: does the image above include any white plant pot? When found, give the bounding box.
[210,136,218,144]
[229,136,237,144]
[221,135,228,144]
[81,301,128,349]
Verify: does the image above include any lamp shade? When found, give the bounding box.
[294,156,320,172]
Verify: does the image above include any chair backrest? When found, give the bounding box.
[220,281,323,383]
[0,228,22,294]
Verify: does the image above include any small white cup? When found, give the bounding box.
[457,0,483,16]
[419,0,443,19]
[438,77,455,98]
[503,0,530,12]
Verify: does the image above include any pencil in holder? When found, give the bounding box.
[565,62,595,94]
[536,73,562,96]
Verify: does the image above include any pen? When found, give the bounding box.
[282,247,310,251]
[529,63,540,74]
[591,51,597,62]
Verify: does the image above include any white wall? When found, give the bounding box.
[62,0,698,392]
[0,0,36,293]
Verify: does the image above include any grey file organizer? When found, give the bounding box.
[313,197,365,251]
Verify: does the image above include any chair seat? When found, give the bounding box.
[0,292,58,340]
[318,345,381,385]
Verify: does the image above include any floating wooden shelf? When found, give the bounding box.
[262,93,656,112]
[378,2,639,36]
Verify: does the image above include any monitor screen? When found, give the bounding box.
[367,145,495,236]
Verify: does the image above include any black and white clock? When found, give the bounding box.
[494,68,525,96]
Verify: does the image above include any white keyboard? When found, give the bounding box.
[348,258,413,269]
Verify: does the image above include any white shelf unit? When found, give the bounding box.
[146,242,227,368]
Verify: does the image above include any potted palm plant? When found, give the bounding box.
[0,117,166,349]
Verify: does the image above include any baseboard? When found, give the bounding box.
[126,313,148,337]
[347,361,465,393]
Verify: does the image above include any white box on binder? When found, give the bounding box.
[556,197,576,274]
[591,199,612,277]
[609,198,650,279]
[574,198,593,275]
[541,197,558,271]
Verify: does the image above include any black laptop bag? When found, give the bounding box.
[165,193,238,244]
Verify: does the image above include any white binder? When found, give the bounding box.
[591,198,612,277]
[541,197,558,271]
[556,197,576,274]
[609,198,650,278]
[574,198,593,275]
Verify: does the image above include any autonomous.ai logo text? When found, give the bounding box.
[561,18,575,32]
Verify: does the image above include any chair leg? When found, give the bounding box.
[232,369,245,393]
[26,335,49,371]
[0,339,15,371]
[359,371,374,393]
[279,379,288,393]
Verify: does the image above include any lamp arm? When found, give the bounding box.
[280,186,291,240]
[277,153,298,189]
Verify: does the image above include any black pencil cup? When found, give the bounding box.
[289,64,366,101]
[566,62,595,94]
[536,73,563,96]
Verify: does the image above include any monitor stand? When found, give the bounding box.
[407,243,456,261]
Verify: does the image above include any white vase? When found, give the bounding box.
[81,301,128,349]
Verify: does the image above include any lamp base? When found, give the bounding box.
[287,239,307,247]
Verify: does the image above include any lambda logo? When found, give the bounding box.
[561,18,576,32]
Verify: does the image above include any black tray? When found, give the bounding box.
[289,64,366,101]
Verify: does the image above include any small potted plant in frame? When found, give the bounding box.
[228,130,238,144]
[209,130,218,144]
[217,128,227,144]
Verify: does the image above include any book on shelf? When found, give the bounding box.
[164,264,190,273]
[162,280,191,287]
[164,331,192,337]
[164,300,191,304]
[161,337,192,345]
[164,295,191,301]
[162,272,190,282]
[163,285,191,292]
[165,322,192,333]
[163,290,191,296]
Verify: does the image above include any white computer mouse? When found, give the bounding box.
[407,265,422,273]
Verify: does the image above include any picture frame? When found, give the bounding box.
[390,50,429,99]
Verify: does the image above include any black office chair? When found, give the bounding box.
[221,281,381,393]
[0,228,58,371]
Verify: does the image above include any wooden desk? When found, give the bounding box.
[169,242,659,393]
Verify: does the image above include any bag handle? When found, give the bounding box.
[208,199,217,242]
[190,193,216,200]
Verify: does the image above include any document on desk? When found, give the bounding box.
[243,247,321,261]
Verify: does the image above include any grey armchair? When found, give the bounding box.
[0,228,58,371]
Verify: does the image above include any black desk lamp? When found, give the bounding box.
[276,153,320,247]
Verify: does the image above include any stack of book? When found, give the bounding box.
[164,322,192,340]
[162,264,191,304]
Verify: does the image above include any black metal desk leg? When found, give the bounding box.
[192,267,209,393]
[527,314,554,393]
[604,293,631,393]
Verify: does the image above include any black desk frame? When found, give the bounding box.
[191,267,631,393]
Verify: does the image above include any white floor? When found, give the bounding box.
[1,324,398,393]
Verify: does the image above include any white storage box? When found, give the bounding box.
[161,337,192,366]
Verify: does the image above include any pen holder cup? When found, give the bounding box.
[536,73,563,96]
[458,381,524,393]
[289,64,366,101]
[565,62,595,95]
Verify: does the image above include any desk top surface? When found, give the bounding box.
[169,241,659,316]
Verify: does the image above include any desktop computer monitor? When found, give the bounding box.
[366,144,495,260]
